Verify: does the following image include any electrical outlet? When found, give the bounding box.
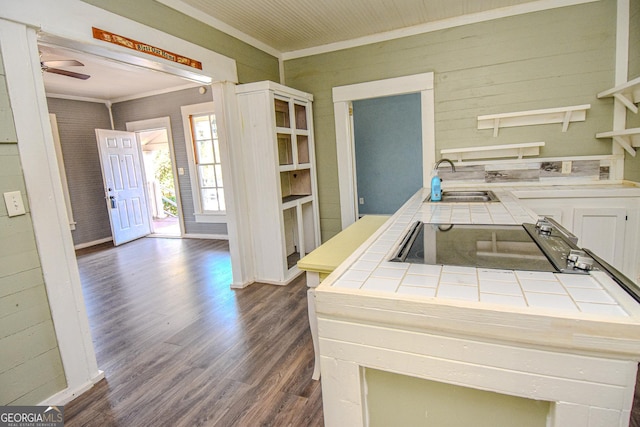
[3,191,26,217]
[359,197,365,205]
[561,161,572,174]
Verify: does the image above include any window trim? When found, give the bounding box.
[180,102,227,223]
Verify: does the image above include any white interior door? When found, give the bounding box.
[95,129,151,246]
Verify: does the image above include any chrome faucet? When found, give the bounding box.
[434,158,456,172]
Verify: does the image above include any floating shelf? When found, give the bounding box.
[595,128,640,157]
[478,104,591,137]
[597,76,640,114]
[441,141,545,163]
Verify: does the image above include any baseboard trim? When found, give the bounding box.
[39,370,105,406]
[183,233,229,240]
[74,237,113,250]
[230,280,255,289]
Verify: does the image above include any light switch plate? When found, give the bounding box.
[4,191,26,217]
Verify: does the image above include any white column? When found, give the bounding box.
[212,81,256,288]
[0,19,103,402]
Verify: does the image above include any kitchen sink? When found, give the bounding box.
[426,190,499,203]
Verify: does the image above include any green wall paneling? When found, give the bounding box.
[285,1,616,239]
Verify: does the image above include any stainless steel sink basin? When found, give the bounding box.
[426,190,499,203]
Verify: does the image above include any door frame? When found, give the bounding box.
[126,117,186,237]
[333,72,435,228]
[0,0,248,404]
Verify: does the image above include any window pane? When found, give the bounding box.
[193,115,212,140]
[199,165,216,187]
[210,115,218,138]
[217,189,226,211]
[213,139,221,164]
[197,140,215,163]
[201,189,219,211]
[188,111,225,213]
[215,164,223,187]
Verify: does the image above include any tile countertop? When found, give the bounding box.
[320,186,640,320]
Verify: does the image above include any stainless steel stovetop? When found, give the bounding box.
[390,217,640,303]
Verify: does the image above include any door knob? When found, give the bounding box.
[109,196,116,209]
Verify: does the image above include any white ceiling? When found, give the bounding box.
[41,0,548,101]
[166,0,544,53]
[40,44,198,102]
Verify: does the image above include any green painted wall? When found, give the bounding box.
[80,0,279,84]
[284,1,616,240]
[0,55,67,404]
[624,0,640,182]
[366,369,550,427]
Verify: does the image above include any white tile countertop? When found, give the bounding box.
[314,183,640,427]
[322,186,640,319]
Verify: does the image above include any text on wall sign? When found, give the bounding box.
[92,27,203,70]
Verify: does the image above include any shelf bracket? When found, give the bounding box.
[613,93,639,114]
[612,135,636,157]
[493,118,500,137]
[561,111,572,132]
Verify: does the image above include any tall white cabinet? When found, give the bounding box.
[236,81,320,285]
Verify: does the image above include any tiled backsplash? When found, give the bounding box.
[438,160,609,183]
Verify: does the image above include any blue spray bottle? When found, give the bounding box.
[431,170,442,201]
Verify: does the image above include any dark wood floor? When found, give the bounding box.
[65,238,323,426]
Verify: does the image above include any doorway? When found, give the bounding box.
[333,72,436,228]
[127,118,184,237]
[0,10,243,397]
[139,128,180,236]
[352,93,422,216]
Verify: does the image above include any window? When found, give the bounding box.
[181,102,226,223]
[190,113,225,212]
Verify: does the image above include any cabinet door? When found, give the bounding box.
[573,208,626,269]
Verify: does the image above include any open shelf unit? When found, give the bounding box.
[596,76,640,156]
[477,104,590,137]
[236,81,320,285]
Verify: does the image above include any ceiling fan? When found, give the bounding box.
[41,58,91,80]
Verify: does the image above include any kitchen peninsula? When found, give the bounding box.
[313,184,640,427]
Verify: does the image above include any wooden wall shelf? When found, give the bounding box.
[441,141,545,163]
[597,76,640,114]
[477,104,590,136]
[595,128,640,157]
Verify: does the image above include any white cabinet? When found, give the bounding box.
[572,207,627,270]
[236,81,320,285]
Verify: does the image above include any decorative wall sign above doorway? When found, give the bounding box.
[92,27,203,70]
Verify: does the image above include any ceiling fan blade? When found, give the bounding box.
[42,59,84,67]
[44,67,91,80]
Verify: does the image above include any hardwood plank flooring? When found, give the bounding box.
[64,238,323,426]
